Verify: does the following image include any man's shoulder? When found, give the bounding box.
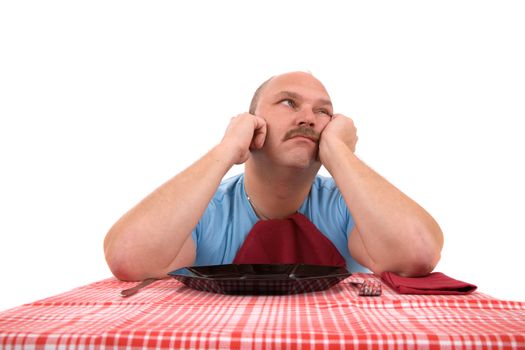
[214,173,244,201]
[312,174,338,191]
[305,175,344,209]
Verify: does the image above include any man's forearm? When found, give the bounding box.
[322,139,444,276]
[104,144,235,281]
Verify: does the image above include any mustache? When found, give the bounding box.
[283,126,320,142]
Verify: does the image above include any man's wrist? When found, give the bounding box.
[319,138,355,172]
[211,142,242,168]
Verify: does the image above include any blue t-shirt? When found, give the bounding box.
[191,173,368,273]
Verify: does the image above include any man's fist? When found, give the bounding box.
[219,113,267,165]
[319,114,358,165]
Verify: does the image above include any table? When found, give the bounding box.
[1,273,524,349]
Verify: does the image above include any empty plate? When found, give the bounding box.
[168,263,351,295]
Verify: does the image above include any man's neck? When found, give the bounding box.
[244,159,319,219]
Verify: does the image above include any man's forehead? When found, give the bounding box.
[261,72,331,101]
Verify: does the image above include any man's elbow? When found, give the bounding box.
[105,247,141,281]
[104,230,143,282]
[400,224,444,277]
[400,251,441,277]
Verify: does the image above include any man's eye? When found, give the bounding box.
[281,99,296,108]
[317,109,333,117]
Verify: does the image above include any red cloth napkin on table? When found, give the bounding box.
[233,212,346,266]
[381,271,477,295]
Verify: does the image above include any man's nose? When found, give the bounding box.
[296,108,316,128]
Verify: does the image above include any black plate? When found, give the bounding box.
[168,264,351,295]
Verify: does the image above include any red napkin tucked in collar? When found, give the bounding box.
[233,212,346,267]
[381,271,477,295]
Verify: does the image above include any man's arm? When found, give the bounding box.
[104,113,266,281]
[319,115,444,277]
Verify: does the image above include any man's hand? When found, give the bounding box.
[219,113,267,165]
[319,114,358,166]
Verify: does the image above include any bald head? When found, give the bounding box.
[249,76,274,115]
[249,71,330,115]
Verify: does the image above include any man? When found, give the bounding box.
[104,71,444,282]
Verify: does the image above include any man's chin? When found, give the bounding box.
[250,146,320,170]
[281,151,321,170]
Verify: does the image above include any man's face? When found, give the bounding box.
[253,72,333,169]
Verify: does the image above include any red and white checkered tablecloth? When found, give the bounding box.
[1,273,524,349]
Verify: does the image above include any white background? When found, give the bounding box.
[1,1,524,311]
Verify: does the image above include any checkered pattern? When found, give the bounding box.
[1,273,524,349]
